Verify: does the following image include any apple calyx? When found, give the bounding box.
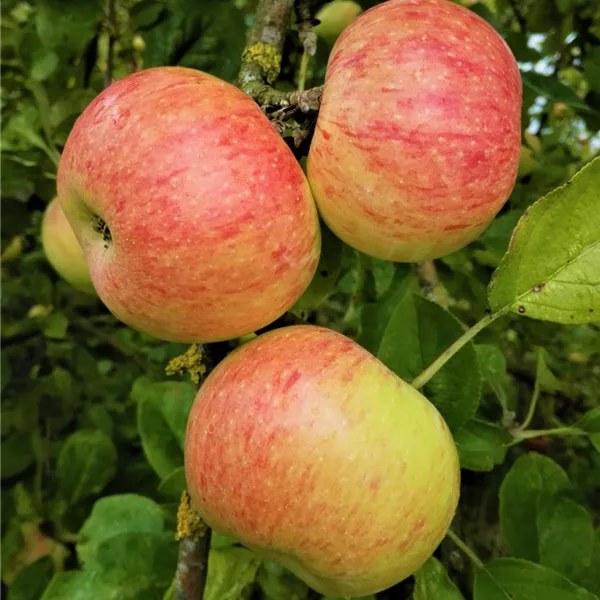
[90,215,111,248]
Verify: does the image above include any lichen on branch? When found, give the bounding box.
[174,492,211,600]
[239,0,323,112]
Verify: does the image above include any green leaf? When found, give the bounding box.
[474,558,599,600]
[141,1,246,83]
[365,256,396,299]
[454,419,511,472]
[158,467,187,502]
[257,560,309,600]
[576,408,600,433]
[475,344,506,387]
[499,453,570,561]
[78,494,166,567]
[535,347,562,392]
[578,528,600,596]
[92,531,177,590]
[358,266,417,354]
[36,0,102,55]
[521,72,591,111]
[40,572,111,600]
[7,557,54,600]
[204,547,261,600]
[413,556,465,599]
[1,350,12,391]
[1,433,35,479]
[134,378,195,479]
[57,430,117,504]
[584,48,600,95]
[538,496,595,580]
[42,312,69,340]
[293,224,342,312]
[377,294,481,431]
[30,50,59,82]
[489,157,600,323]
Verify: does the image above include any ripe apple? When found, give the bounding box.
[315,1,363,45]
[185,325,460,597]
[308,0,522,262]
[57,67,320,343]
[41,198,96,295]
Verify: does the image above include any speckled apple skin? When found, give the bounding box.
[308,0,522,262]
[185,325,460,597]
[57,67,320,342]
[42,199,96,295]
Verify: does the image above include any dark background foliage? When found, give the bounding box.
[1,0,599,599]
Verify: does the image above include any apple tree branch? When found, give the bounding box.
[239,0,323,112]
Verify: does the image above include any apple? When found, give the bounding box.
[315,1,363,45]
[41,198,96,294]
[57,67,320,343]
[185,325,460,597]
[308,0,522,262]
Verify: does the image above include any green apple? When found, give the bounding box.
[185,325,460,597]
[315,1,362,44]
[41,198,95,294]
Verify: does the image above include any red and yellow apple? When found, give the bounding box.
[185,325,460,597]
[41,198,96,295]
[308,0,522,262]
[57,67,320,343]
[315,1,363,45]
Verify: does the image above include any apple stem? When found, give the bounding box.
[411,310,504,390]
[239,0,323,113]
[446,529,485,569]
[508,426,587,446]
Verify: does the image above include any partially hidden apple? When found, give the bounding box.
[185,325,460,597]
[315,1,363,45]
[41,198,96,295]
[57,67,320,343]
[308,0,522,262]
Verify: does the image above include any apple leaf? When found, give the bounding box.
[499,453,570,561]
[6,557,53,600]
[521,72,592,111]
[358,266,417,355]
[204,547,261,600]
[537,496,595,580]
[292,224,342,313]
[576,407,600,433]
[475,344,507,388]
[578,528,600,596]
[474,558,599,600]
[454,419,511,472]
[157,467,187,502]
[377,294,481,431]
[134,378,195,479]
[413,557,465,599]
[1,433,35,479]
[77,495,166,568]
[57,430,117,505]
[257,560,310,600]
[488,157,600,323]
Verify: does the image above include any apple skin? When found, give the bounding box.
[308,0,522,262]
[315,1,363,45]
[41,198,96,295]
[185,325,460,597]
[57,67,320,343]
